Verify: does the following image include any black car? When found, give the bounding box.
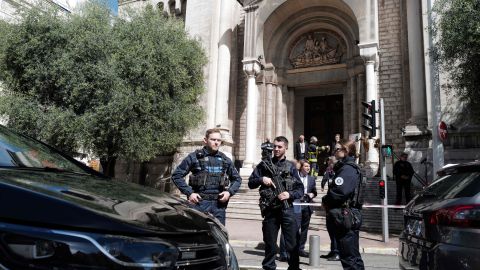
[0,125,238,269]
[399,162,480,270]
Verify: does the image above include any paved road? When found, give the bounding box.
[234,246,399,270]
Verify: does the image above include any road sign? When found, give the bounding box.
[438,121,447,142]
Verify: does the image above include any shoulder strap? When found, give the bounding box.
[217,151,229,173]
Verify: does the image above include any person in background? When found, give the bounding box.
[294,134,308,161]
[393,152,415,205]
[321,156,336,192]
[330,133,342,156]
[295,160,317,257]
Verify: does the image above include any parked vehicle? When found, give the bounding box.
[399,162,480,270]
[0,125,238,269]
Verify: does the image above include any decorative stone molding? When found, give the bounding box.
[289,32,345,69]
[263,63,277,85]
[358,42,379,68]
[242,58,261,78]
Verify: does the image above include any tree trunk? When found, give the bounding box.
[100,157,117,178]
[139,161,149,186]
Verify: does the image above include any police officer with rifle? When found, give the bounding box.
[172,128,242,225]
[322,139,365,270]
[248,136,304,270]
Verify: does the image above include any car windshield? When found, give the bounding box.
[424,171,480,199]
[0,126,86,174]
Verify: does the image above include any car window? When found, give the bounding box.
[0,127,85,173]
[426,172,480,199]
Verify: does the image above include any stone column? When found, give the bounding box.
[240,3,261,175]
[365,60,379,177]
[275,84,284,137]
[174,0,182,14]
[287,88,295,158]
[405,0,427,133]
[282,86,288,136]
[264,64,276,141]
[214,0,234,134]
[205,0,221,128]
[241,60,261,174]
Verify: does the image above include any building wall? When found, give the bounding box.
[377,0,408,152]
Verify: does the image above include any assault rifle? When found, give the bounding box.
[260,142,290,210]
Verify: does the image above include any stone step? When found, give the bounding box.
[226,211,327,228]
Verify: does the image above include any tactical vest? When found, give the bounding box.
[189,149,229,197]
[258,160,295,209]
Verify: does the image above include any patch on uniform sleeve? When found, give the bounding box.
[334,177,344,186]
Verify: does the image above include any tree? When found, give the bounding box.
[0,3,207,177]
[432,0,480,120]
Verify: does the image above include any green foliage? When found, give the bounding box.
[432,0,480,114]
[0,2,206,171]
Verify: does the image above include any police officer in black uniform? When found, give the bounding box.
[322,139,365,270]
[172,128,242,225]
[248,136,304,270]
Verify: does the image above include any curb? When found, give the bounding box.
[229,240,398,255]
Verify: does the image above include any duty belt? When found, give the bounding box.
[199,193,220,201]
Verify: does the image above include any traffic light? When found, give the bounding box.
[361,100,376,138]
[381,145,393,158]
[378,179,385,199]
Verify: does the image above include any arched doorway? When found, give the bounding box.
[258,0,363,155]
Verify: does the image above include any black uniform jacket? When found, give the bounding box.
[322,156,360,209]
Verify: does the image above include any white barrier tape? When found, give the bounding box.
[229,201,405,209]
[362,204,406,209]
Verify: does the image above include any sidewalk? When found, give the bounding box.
[226,218,399,269]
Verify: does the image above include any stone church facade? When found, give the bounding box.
[119,0,480,183]
[2,0,478,184]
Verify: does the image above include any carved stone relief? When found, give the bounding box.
[289,32,345,68]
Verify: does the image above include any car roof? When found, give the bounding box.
[437,161,480,176]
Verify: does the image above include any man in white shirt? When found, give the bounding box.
[294,135,308,161]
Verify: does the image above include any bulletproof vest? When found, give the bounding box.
[259,160,295,201]
[189,149,228,193]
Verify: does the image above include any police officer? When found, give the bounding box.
[172,128,242,225]
[248,136,304,270]
[322,139,365,270]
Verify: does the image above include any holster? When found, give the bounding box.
[329,207,362,232]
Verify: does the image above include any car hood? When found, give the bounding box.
[0,168,212,235]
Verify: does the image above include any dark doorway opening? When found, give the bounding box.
[304,94,343,152]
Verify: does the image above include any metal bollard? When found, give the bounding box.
[309,235,320,266]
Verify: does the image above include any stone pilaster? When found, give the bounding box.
[214,0,234,144]
[404,0,428,136]
[264,64,276,142]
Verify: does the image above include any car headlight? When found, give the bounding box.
[0,222,178,269]
[208,222,239,270]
